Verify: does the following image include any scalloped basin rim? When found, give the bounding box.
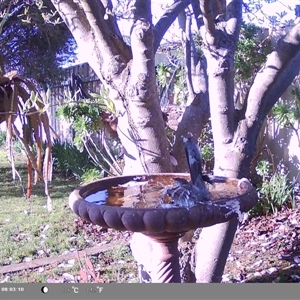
[69,173,258,234]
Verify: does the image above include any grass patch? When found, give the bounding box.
[0,149,137,283]
[0,151,83,266]
[1,244,137,283]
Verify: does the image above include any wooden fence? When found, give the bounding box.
[47,63,102,142]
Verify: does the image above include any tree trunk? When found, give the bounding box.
[195,217,239,282]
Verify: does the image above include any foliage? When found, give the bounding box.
[80,168,103,184]
[0,0,76,85]
[250,160,296,216]
[156,63,172,88]
[75,251,103,283]
[56,85,122,176]
[156,44,188,106]
[272,87,300,146]
[0,70,52,209]
[0,131,5,147]
[198,120,214,173]
[156,61,187,105]
[56,88,116,149]
[235,22,272,84]
[51,139,104,180]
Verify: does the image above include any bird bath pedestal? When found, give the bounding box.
[69,173,258,283]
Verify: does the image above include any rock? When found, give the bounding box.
[266,267,277,274]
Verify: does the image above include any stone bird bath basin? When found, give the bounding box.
[69,173,258,283]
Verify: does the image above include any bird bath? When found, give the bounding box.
[69,173,258,283]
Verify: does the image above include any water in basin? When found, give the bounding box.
[84,176,240,209]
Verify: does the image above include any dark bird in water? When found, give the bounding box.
[160,133,212,207]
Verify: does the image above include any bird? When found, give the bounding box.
[182,132,213,189]
[159,133,211,207]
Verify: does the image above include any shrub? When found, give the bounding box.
[250,160,296,216]
[51,139,103,180]
[0,131,6,147]
[80,168,103,184]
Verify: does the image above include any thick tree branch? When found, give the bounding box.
[51,0,90,44]
[262,51,300,117]
[178,8,195,98]
[200,0,215,36]
[53,0,131,79]
[131,0,154,75]
[153,0,190,53]
[80,0,121,59]
[51,0,107,81]
[101,0,122,37]
[190,0,202,29]
[226,0,242,42]
[133,0,152,20]
[245,23,300,135]
[100,0,132,58]
[121,0,172,174]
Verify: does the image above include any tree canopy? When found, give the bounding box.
[0,0,76,86]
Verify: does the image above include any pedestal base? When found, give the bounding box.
[130,232,183,283]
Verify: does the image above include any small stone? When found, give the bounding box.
[290,218,298,225]
[222,274,230,282]
[42,225,50,232]
[63,273,75,282]
[38,267,44,273]
[259,270,267,276]
[37,250,44,256]
[1,276,10,283]
[235,250,244,254]
[23,257,32,262]
[67,259,75,266]
[236,260,242,267]
[266,267,277,274]
[293,256,300,264]
[250,259,263,269]
[278,224,286,233]
[291,275,300,281]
